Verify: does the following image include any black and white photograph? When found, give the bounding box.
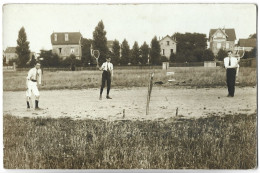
[1,2,257,171]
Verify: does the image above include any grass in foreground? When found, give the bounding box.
[3,67,256,91]
[3,113,257,169]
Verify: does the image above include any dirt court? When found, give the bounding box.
[3,87,257,120]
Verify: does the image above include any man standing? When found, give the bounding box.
[99,57,113,100]
[224,50,239,97]
[26,61,42,109]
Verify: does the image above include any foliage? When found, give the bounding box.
[249,33,257,39]
[216,49,227,61]
[140,42,149,65]
[81,38,93,66]
[202,49,215,61]
[39,50,60,67]
[92,20,109,64]
[172,32,207,53]
[111,39,121,65]
[150,36,161,65]
[130,41,140,65]
[120,39,130,65]
[160,56,168,64]
[29,54,37,67]
[16,27,31,67]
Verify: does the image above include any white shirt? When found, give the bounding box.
[27,67,42,84]
[101,62,113,71]
[224,56,238,69]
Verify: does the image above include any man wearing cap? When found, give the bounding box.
[99,57,113,100]
[26,61,42,109]
[224,50,239,97]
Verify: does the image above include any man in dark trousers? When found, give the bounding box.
[99,57,113,100]
[224,50,239,97]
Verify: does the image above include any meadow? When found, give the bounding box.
[3,113,257,169]
[3,67,257,91]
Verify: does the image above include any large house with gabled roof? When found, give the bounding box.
[51,32,82,60]
[159,35,177,59]
[209,28,236,55]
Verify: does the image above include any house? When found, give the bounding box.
[4,47,18,64]
[107,40,114,52]
[50,32,82,60]
[209,28,236,55]
[238,38,256,51]
[159,35,177,59]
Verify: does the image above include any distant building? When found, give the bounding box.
[107,40,114,52]
[51,32,82,60]
[238,38,256,51]
[209,28,236,55]
[4,47,18,64]
[159,35,177,59]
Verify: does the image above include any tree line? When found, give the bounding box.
[11,21,257,68]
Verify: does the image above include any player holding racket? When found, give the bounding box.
[99,57,113,100]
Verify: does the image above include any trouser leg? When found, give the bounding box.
[107,77,111,96]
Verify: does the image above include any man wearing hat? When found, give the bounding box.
[26,61,42,109]
[99,57,113,100]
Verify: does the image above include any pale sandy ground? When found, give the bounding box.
[3,87,257,121]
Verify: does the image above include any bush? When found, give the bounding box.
[216,49,227,61]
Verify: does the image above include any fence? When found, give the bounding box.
[169,62,204,67]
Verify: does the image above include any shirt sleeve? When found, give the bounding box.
[111,63,113,70]
[26,69,32,80]
[223,58,228,68]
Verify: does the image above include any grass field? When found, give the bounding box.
[3,113,256,169]
[3,67,257,91]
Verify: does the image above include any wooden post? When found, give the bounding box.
[146,72,154,115]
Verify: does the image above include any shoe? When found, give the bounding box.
[106,96,112,99]
[227,94,231,97]
[35,107,43,110]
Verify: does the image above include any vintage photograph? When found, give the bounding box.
[2,3,257,169]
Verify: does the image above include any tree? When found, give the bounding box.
[3,55,6,66]
[216,49,227,61]
[172,32,207,53]
[130,41,140,65]
[150,36,161,65]
[249,33,257,39]
[120,39,130,65]
[192,48,204,62]
[29,54,36,67]
[140,42,149,65]
[169,53,176,62]
[112,39,120,65]
[202,49,215,61]
[39,50,61,67]
[81,38,93,66]
[92,20,109,64]
[16,27,31,67]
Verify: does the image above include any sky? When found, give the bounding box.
[2,3,257,53]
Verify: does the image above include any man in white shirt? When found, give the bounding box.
[26,61,42,109]
[224,50,239,97]
[99,57,113,100]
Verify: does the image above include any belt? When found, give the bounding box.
[31,79,37,82]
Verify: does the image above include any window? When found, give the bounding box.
[54,34,57,41]
[59,48,62,54]
[171,49,173,54]
[217,43,221,49]
[167,41,170,45]
[226,42,230,49]
[65,34,69,41]
[162,49,165,55]
[71,48,75,54]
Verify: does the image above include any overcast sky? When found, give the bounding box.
[2,3,257,53]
